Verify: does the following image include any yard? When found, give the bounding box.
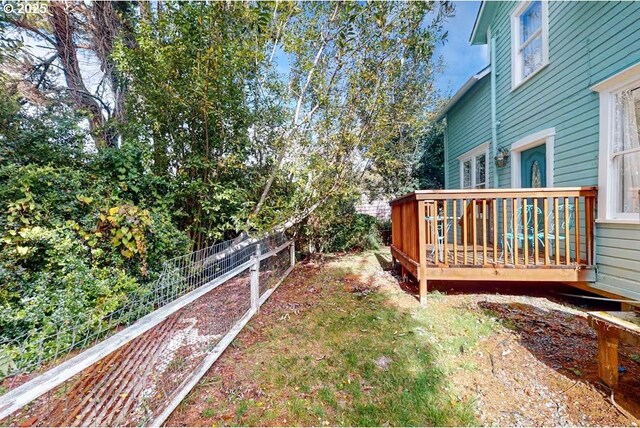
[167,249,639,426]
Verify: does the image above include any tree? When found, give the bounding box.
[414,122,445,190]
[250,1,452,227]
[1,1,135,148]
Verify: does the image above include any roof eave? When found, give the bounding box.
[469,1,498,45]
[434,66,491,122]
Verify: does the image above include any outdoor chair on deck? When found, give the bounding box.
[425,207,454,263]
[538,203,575,263]
[502,202,544,264]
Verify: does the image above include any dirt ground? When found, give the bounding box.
[166,249,640,427]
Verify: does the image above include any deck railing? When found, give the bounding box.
[390,187,597,272]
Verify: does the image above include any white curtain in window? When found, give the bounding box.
[463,160,471,189]
[475,154,486,188]
[614,87,640,214]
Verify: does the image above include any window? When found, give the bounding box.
[511,1,549,89]
[613,88,640,216]
[593,62,640,222]
[459,143,489,189]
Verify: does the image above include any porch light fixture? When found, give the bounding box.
[494,147,509,168]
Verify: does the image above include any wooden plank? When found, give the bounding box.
[389,187,598,205]
[513,198,518,266]
[585,196,591,265]
[482,200,488,265]
[425,266,597,282]
[472,200,478,265]
[493,200,498,264]
[0,258,255,420]
[250,255,260,312]
[596,322,619,387]
[574,196,581,265]
[587,196,595,265]
[589,311,640,346]
[503,198,508,265]
[564,197,570,263]
[431,201,438,266]
[463,200,468,264]
[257,240,293,261]
[533,198,539,265]
[417,201,428,304]
[523,199,529,266]
[544,198,549,265]
[443,200,448,267]
[554,197,560,265]
[453,199,458,265]
[390,245,419,279]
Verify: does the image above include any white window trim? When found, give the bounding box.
[592,62,640,224]
[510,0,549,91]
[458,142,490,189]
[510,128,555,188]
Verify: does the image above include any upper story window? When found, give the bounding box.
[593,62,640,223]
[511,1,549,89]
[459,143,489,189]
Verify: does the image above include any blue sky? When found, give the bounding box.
[433,1,488,96]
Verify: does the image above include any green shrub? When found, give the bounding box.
[302,200,382,253]
[0,160,189,373]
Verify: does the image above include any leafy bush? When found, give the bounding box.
[0,142,189,372]
[302,200,382,253]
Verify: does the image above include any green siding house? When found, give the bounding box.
[437,1,640,301]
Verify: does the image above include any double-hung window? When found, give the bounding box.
[511,1,549,89]
[594,63,640,222]
[459,143,489,189]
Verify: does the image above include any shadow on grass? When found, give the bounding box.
[233,261,478,426]
[479,301,640,420]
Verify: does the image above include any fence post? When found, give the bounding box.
[250,244,261,312]
[289,240,296,268]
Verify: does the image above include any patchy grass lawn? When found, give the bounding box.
[167,251,495,427]
[167,250,636,427]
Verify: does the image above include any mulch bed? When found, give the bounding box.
[3,274,253,427]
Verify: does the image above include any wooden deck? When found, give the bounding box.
[390,187,598,303]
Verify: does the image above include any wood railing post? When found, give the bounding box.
[554,197,560,265]
[250,244,261,312]
[471,198,478,265]
[574,196,581,265]
[564,197,570,264]
[502,198,508,264]
[462,199,468,264]
[443,200,448,266]
[290,241,296,268]
[512,198,518,265]
[417,201,428,305]
[453,199,458,265]
[533,198,539,265]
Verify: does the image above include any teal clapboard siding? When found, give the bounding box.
[443,1,640,300]
[445,75,492,190]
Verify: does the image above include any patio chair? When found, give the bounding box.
[502,202,544,264]
[425,210,453,263]
[538,202,575,263]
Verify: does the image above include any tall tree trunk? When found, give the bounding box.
[49,2,113,148]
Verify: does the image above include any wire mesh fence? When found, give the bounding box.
[0,232,295,426]
[259,244,293,298]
